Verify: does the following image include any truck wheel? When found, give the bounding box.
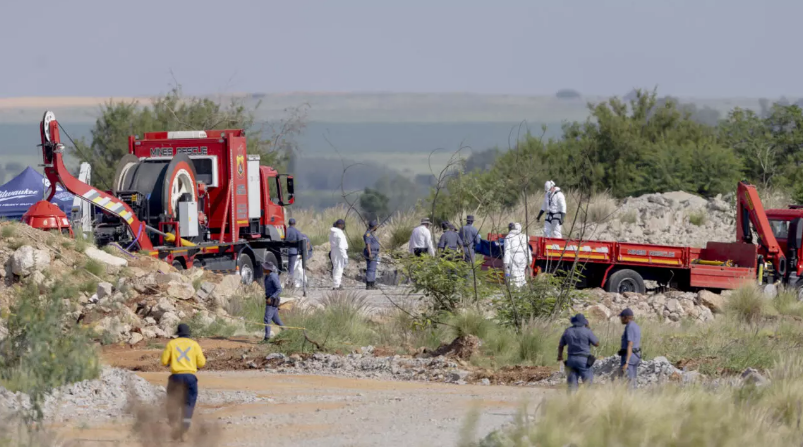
[605,269,646,294]
[172,259,185,270]
[238,254,255,285]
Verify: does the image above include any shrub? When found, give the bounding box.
[773,287,803,317]
[0,283,99,422]
[585,191,617,224]
[448,309,495,340]
[1,224,16,238]
[688,209,708,226]
[728,286,766,323]
[493,272,581,329]
[84,259,104,277]
[185,313,239,338]
[272,291,376,353]
[401,255,493,318]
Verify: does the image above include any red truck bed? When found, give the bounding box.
[486,235,757,291]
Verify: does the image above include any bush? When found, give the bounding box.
[728,286,766,323]
[273,291,376,353]
[185,313,239,338]
[1,224,16,238]
[584,191,617,224]
[84,258,104,277]
[493,273,581,329]
[0,283,99,422]
[688,209,708,226]
[448,309,495,340]
[401,255,493,318]
[773,287,803,317]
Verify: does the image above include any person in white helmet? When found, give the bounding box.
[536,180,567,238]
[503,222,532,288]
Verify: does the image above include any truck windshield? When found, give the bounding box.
[770,220,789,240]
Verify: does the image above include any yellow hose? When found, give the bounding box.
[163,232,196,247]
[692,259,734,267]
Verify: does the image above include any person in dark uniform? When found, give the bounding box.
[285,218,302,284]
[262,261,284,340]
[557,313,599,392]
[618,308,642,389]
[363,220,381,290]
[437,221,463,258]
[459,215,481,263]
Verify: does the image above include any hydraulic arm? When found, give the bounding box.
[736,181,786,278]
[39,111,154,251]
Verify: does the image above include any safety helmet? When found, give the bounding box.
[545,180,556,192]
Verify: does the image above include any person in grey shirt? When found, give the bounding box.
[437,221,463,256]
[558,313,599,392]
[618,308,642,389]
[459,215,481,263]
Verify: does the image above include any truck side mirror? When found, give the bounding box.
[286,177,294,195]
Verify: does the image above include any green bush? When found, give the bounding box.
[401,255,493,318]
[773,287,803,317]
[185,313,239,338]
[689,209,708,226]
[493,273,581,329]
[0,283,99,421]
[728,286,766,323]
[1,225,17,238]
[84,259,104,277]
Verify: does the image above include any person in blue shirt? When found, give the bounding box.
[262,261,284,341]
[557,313,599,392]
[285,218,303,284]
[618,308,642,389]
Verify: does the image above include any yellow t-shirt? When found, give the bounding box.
[161,338,206,374]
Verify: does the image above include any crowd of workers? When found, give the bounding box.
[159,180,639,432]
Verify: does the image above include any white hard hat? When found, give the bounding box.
[545,180,555,192]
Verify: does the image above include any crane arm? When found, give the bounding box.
[736,181,786,276]
[39,111,154,252]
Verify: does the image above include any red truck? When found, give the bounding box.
[486,182,799,293]
[35,111,303,287]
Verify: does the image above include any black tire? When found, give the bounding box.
[605,269,646,294]
[172,259,185,270]
[238,253,255,285]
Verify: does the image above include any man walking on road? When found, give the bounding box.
[618,308,642,389]
[329,219,349,289]
[459,215,481,263]
[161,323,206,440]
[363,220,380,290]
[262,261,284,340]
[285,218,303,284]
[557,314,599,393]
[537,180,567,238]
[409,218,435,257]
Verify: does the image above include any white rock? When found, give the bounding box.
[140,327,158,339]
[698,290,726,313]
[128,333,144,345]
[84,246,127,267]
[158,312,181,335]
[10,246,51,276]
[762,284,778,299]
[166,281,195,300]
[586,304,612,320]
[151,297,177,320]
[97,282,114,301]
[665,298,681,313]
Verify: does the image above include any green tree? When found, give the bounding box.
[70,85,307,189]
[359,188,390,220]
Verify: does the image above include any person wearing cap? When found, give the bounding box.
[285,217,303,284]
[409,218,435,257]
[329,219,349,290]
[363,220,381,290]
[618,308,642,389]
[558,313,599,392]
[262,261,284,340]
[161,323,206,440]
[503,222,531,288]
[536,180,566,238]
[459,215,481,263]
[437,221,463,257]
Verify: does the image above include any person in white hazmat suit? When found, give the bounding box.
[537,180,567,238]
[503,222,532,288]
[293,233,312,288]
[329,219,349,290]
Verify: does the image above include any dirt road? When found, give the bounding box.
[56,371,549,447]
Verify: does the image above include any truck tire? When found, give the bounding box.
[238,253,255,285]
[172,259,185,270]
[605,269,646,294]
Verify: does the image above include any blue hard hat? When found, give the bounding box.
[288,218,296,225]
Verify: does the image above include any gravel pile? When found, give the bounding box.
[264,350,471,384]
[0,367,266,423]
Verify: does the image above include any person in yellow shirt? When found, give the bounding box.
[161,323,206,440]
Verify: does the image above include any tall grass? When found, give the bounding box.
[728,286,767,323]
[288,205,364,247]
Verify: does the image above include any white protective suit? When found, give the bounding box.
[329,227,349,288]
[293,259,307,288]
[542,186,567,238]
[503,223,532,288]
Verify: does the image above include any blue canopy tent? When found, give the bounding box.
[0,167,74,220]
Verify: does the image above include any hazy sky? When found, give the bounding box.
[2,0,799,98]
